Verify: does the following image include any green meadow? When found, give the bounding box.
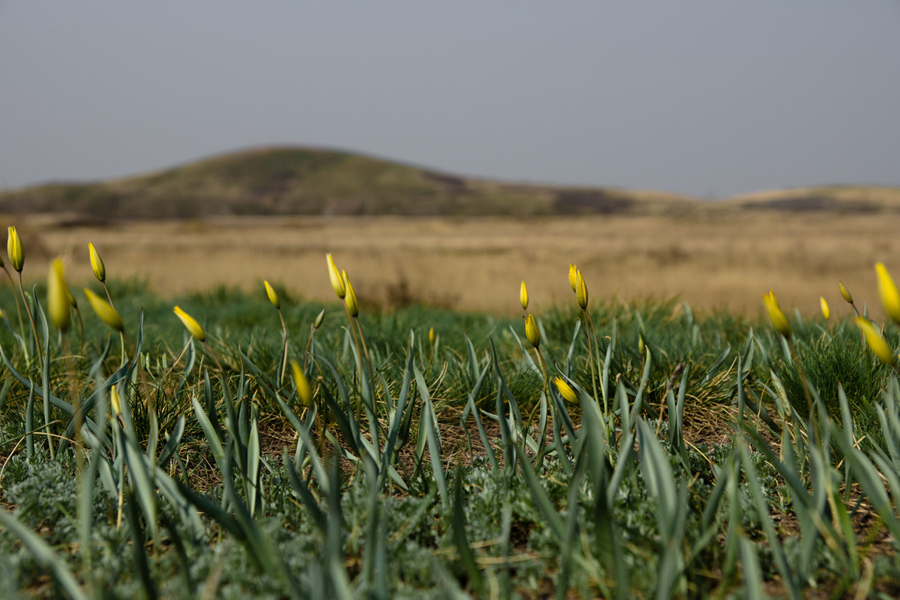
[2,238,900,599]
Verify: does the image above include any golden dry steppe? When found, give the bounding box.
[6,210,900,320]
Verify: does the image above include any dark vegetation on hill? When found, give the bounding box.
[2,146,899,219]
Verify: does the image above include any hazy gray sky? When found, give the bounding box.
[2,1,899,198]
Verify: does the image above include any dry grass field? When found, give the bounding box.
[7,209,900,319]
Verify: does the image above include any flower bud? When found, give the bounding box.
[291,359,314,407]
[343,271,359,317]
[429,326,435,345]
[88,242,106,283]
[110,385,122,417]
[7,226,23,272]
[173,305,206,342]
[575,271,588,310]
[48,259,71,332]
[264,280,280,310]
[553,377,578,404]
[856,317,895,366]
[820,297,830,320]
[84,288,124,333]
[568,264,578,293]
[314,308,325,330]
[838,282,854,304]
[876,263,900,325]
[762,290,791,338]
[525,313,540,349]
[326,253,346,299]
[520,281,528,310]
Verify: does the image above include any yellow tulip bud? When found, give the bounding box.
[856,317,895,366]
[173,305,206,342]
[820,297,830,320]
[84,288,124,333]
[326,253,346,299]
[264,280,280,310]
[638,333,645,356]
[838,281,854,304]
[314,308,325,330]
[47,260,71,332]
[7,226,23,272]
[575,271,588,310]
[762,290,792,338]
[343,271,359,317]
[553,377,578,404]
[429,326,435,345]
[88,242,106,283]
[110,385,122,417]
[291,359,314,407]
[568,264,578,293]
[876,263,900,325]
[520,280,528,310]
[525,313,540,349]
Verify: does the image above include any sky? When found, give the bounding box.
[1,1,899,198]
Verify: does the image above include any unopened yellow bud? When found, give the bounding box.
[429,326,435,345]
[820,297,830,320]
[856,317,895,366]
[48,260,71,332]
[876,263,900,325]
[638,333,645,356]
[762,290,792,338]
[314,308,325,330]
[568,264,578,293]
[525,313,540,349]
[264,280,280,310]
[575,271,588,310]
[553,377,578,404]
[520,281,528,310]
[7,226,23,272]
[326,253,346,299]
[838,282,854,304]
[88,242,106,283]
[290,359,313,407]
[84,288,124,333]
[110,385,122,417]
[173,305,206,342]
[343,271,359,317]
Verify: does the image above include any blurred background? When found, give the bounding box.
[2,1,899,315]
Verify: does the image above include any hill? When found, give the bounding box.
[1,146,898,219]
[0,147,697,219]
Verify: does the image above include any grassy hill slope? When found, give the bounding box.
[2,146,899,218]
[0,147,697,219]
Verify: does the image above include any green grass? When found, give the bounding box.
[2,279,900,598]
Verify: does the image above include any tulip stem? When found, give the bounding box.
[303,326,316,372]
[2,265,25,342]
[581,308,603,412]
[276,307,288,386]
[74,306,85,355]
[524,348,552,466]
[17,272,42,365]
[203,340,225,378]
[102,281,116,310]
